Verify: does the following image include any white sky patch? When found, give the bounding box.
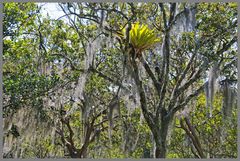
[38,3,66,20]
[37,3,94,26]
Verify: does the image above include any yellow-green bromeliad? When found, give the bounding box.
[116,22,161,59]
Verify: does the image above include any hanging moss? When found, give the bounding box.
[206,63,219,117]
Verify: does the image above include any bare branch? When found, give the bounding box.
[141,58,161,95]
[180,118,205,158]
[159,3,168,29]
[168,52,197,109]
[177,67,202,95]
[169,3,176,25]
[172,82,206,115]
[131,56,155,129]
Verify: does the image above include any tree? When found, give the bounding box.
[3,2,237,158]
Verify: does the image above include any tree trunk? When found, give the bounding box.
[155,144,167,158]
[155,130,168,158]
[154,114,171,158]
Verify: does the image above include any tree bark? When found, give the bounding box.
[153,113,171,158]
[154,127,168,158]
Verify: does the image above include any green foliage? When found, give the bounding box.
[3,2,38,38]
[3,2,237,159]
[168,93,237,158]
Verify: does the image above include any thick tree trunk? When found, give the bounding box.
[155,145,166,158]
[154,114,171,158]
[155,131,168,158]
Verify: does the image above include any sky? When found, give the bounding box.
[38,3,65,20]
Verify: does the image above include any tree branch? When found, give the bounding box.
[159,3,168,30]
[169,3,176,25]
[171,82,206,115]
[168,52,197,110]
[141,58,161,95]
[131,56,155,130]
